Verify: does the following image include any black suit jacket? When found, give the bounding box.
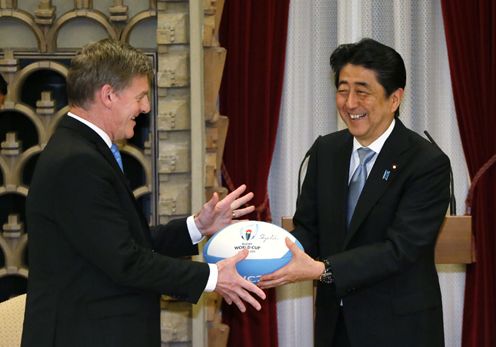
[293,119,449,347]
[21,116,209,347]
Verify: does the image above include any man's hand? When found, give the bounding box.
[215,249,267,312]
[195,184,255,236]
[257,238,324,288]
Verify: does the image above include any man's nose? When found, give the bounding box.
[141,95,151,113]
[345,91,358,109]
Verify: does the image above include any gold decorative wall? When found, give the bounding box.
[0,0,230,346]
[157,0,229,345]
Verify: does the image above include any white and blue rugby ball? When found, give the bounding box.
[203,221,304,283]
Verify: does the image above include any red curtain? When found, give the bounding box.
[440,1,496,346]
[219,0,290,346]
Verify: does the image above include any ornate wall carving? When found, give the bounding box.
[0,1,228,345]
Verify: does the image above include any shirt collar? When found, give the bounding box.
[67,111,112,148]
[352,118,396,154]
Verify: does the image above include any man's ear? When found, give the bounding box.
[99,84,114,108]
[390,88,404,114]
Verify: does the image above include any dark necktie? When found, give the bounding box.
[347,147,375,225]
[110,144,123,172]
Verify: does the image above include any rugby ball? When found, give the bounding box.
[203,221,304,283]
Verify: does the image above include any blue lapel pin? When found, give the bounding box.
[382,170,391,181]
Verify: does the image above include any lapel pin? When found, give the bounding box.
[392,164,398,170]
[382,170,391,181]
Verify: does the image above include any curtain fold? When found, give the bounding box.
[219,0,291,346]
[440,1,496,346]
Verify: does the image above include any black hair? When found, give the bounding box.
[330,38,406,117]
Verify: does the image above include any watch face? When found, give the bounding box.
[320,273,334,284]
[319,259,334,283]
[320,266,334,283]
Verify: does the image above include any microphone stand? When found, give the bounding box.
[424,130,456,215]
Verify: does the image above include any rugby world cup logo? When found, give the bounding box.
[240,223,258,241]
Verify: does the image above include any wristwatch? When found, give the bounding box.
[319,258,335,284]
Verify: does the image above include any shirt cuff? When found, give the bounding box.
[186,216,217,291]
[204,263,218,292]
[186,215,204,244]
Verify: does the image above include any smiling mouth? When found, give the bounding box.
[350,113,367,120]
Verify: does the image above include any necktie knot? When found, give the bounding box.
[357,147,375,166]
[111,144,123,172]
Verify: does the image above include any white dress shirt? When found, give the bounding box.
[348,119,396,182]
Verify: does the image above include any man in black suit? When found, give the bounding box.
[21,39,265,347]
[259,38,449,347]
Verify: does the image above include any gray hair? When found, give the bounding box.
[67,39,153,108]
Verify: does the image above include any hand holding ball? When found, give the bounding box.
[203,221,304,283]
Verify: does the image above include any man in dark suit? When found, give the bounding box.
[21,39,265,347]
[259,38,450,347]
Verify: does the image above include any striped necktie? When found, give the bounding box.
[347,147,375,225]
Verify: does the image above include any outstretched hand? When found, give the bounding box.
[215,249,267,312]
[257,238,324,288]
[195,184,255,237]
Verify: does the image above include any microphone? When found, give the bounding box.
[424,130,456,215]
[297,142,316,203]
[297,150,311,199]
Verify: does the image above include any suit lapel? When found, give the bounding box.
[59,116,132,190]
[59,116,152,244]
[95,140,153,245]
[327,133,353,250]
[344,120,410,246]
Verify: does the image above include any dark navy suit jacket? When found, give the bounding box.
[22,116,209,347]
[293,119,449,347]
